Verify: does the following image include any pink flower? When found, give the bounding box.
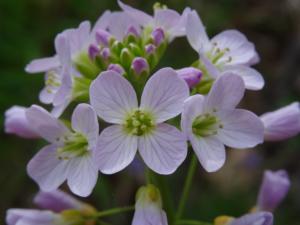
[260,102,300,141]
[5,106,38,138]
[90,68,189,175]
[186,11,264,91]
[26,104,99,197]
[181,74,264,172]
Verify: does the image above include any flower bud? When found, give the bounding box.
[100,47,110,60]
[257,170,290,212]
[5,106,39,138]
[108,64,125,76]
[152,28,165,46]
[260,102,300,141]
[120,48,134,69]
[88,44,100,60]
[126,26,140,37]
[95,29,111,46]
[131,57,149,76]
[145,44,156,55]
[177,67,202,88]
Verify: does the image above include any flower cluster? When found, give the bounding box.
[4,1,299,225]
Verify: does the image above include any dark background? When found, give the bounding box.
[1,0,300,224]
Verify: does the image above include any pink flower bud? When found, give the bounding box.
[145,44,156,55]
[177,67,202,88]
[257,170,290,212]
[152,28,165,46]
[88,44,100,60]
[5,106,38,138]
[131,57,149,75]
[261,102,300,141]
[100,47,110,60]
[95,29,111,46]
[126,26,140,37]
[108,64,125,75]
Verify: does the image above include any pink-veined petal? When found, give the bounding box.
[140,68,189,123]
[216,109,264,149]
[94,125,138,174]
[189,135,226,172]
[204,74,245,112]
[168,7,192,39]
[25,57,60,74]
[71,104,99,149]
[138,123,187,175]
[67,156,98,197]
[181,95,205,139]
[27,144,68,191]
[118,0,153,26]
[222,65,264,90]
[211,29,259,66]
[186,11,210,53]
[26,105,69,143]
[90,70,138,124]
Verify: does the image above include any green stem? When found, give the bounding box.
[176,154,198,221]
[176,219,212,225]
[91,206,135,218]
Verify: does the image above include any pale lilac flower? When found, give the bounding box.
[260,102,300,141]
[257,170,290,212]
[181,74,264,172]
[131,57,149,75]
[5,106,39,138]
[230,212,273,225]
[6,209,62,225]
[132,185,168,225]
[186,11,264,90]
[118,1,191,41]
[90,68,189,174]
[26,104,99,197]
[177,67,202,88]
[34,190,87,213]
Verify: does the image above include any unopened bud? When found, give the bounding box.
[120,48,134,69]
[126,26,140,37]
[131,57,149,76]
[100,48,110,60]
[145,44,156,55]
[152,28,165,46]
[95,29,111,46]
[177,67,202,88]
[108,64,125,76]
[88,44,100,60]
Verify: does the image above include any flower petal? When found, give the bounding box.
[168,7,192,39]
[94,125,138,174]
[118,0,153,26]
[154,9,181,32]
[231,212,273,225]
[25,56,60,74]
[138,123,187,175]
[186,11,210,53]
[223,65,264,90]
[204,74,245,112]
[132,204,168,225]
[68,21,91,55]
[26,105,69,143]
[261,102,300,141]
[71,104,99,149]
[91,10,111,41]
[55,33,71,66]
[34,190,84,212]
[216,109,264,148]
[67,156,98,197]
[189,135,226,172]
[181,95,205,139]
[27,144,68,191]
[6,209,56,225]
[211,29,259,66]
[140,68,189,123]
[90,70,138,124]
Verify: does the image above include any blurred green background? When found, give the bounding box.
[1,0,300,224]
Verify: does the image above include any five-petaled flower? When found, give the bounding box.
[90,68,189,175]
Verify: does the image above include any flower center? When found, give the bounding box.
[207,42,232,66]
[56,133,89,160]
[124,109,155,136]
[192,113,222,137]
[45,70,62,93]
